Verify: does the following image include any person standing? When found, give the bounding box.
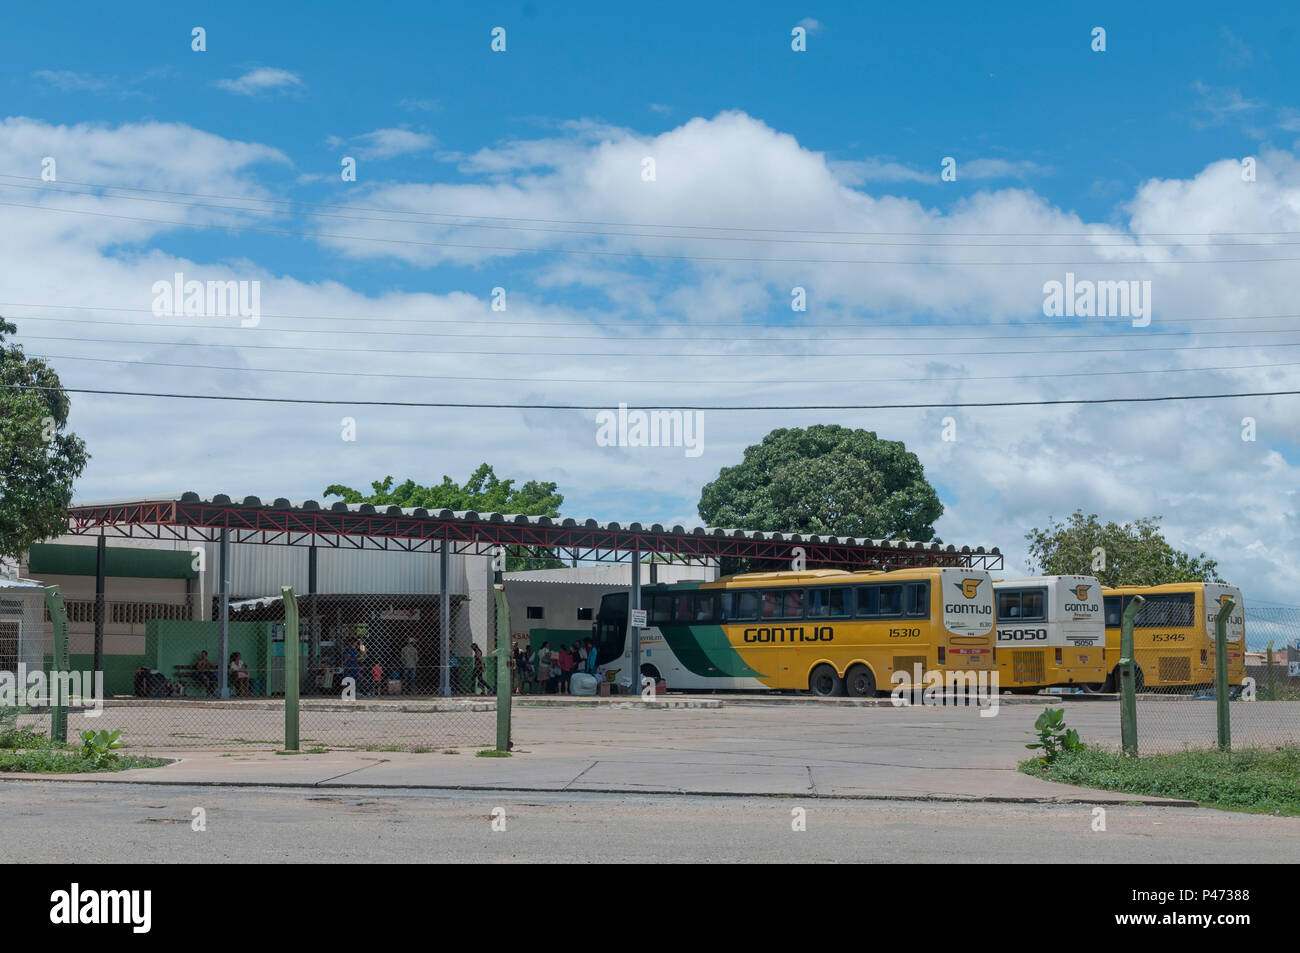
[401,638,419,695]
[471,643,488,695]
[537,642,552,695]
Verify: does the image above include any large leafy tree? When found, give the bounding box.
[325,464,564,569]
[0,318,89,562]
[1024,511,1222,587]
[697,425,944,541]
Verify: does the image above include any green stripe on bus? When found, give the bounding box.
[659,624,765,678]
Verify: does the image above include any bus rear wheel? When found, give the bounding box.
[809,664,844,697]
[845,665,877,698]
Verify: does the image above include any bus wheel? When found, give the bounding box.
[809,665,844,697]
[845,665,877,698]
[1079,682,1108,694]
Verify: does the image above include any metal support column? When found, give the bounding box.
[218,528,230,699]
[283,586,300,751]
[630,546,641,695]
[93,535,105,680]
[1119,595,1145,756]
[439,533,450,697]
[1215,599,1234,751]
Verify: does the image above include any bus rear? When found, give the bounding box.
[993,576,1105,692]
[937,567,995,680]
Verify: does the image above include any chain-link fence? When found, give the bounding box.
[1107,602,1300,752]
[9,584,499,752]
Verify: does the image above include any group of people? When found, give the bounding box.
[191,649,251,696]
[511,639,599,694]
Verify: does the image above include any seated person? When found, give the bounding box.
[229,652,252,696]
[194,650,216,694]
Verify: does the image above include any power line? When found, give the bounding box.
[10,312,1300,343]
[6,300,1300,331]
[32,352,1300,387]
[4,381,1298,410]
[13,332,1300,359]
[6,199,1299,266]
[3,172,1297,238]
[5,179,1300,249]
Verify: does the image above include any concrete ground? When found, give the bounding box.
[2,781,1295,863]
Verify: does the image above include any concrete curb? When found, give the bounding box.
[0,774,1201,807]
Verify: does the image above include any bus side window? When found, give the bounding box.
[736,590,760,620]
[719,592,734,622]
[808,588,827,618]
[828,587,851,618]
[694,592,718,623]
[997,590,1021,621]
[1104,596,1122,628]
[1021,589,1045,621]
[761,590,780,619]
[857,586,879,617]
[782,589,804,619]
[878,585,902,616]
[905,582,928,617]
[674,593,692,623]
[649,594,671,626]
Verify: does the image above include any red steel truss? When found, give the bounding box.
[63,495,1003,571]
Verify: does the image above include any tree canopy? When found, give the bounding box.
[1024,511,1222,587]
[324,464,562,516]
[324,464,564,570]
[0,317,89,562]
[697,425,943,541]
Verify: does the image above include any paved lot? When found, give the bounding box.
[7,698,1280,801]
[0,782,1293,863]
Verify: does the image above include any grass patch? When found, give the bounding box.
[0,749,166,773]
[475,749,511,758]
[1022,744,1300,815]
[0,728,62,751]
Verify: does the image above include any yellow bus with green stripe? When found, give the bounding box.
[592,566,994,696]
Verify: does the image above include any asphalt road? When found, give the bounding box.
[0,781,1294,863]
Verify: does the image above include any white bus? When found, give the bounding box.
[993,575,1106,693]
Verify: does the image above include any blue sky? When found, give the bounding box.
[3,2,1300,604]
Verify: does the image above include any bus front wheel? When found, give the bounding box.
[809,664,844,697]
[844,665,877,698]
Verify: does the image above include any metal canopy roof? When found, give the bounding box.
[63,492,1003,571]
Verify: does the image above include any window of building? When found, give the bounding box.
[526,606,544,620]
[577,607,593,621]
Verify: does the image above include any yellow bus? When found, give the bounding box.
[591,566,995,696]
[993,575,1107,693]
[1099,583,1246,692]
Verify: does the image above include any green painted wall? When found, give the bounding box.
[30,543,198,579]
[145,620,270,696]
[42,653,144,696]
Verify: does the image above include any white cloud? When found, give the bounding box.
[350,128,436,160]
[32,70,112,92]
[214,67,305,97]
[3,113,1300,608]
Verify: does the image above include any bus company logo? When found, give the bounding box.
[1218,594,1234,609]
[1071,585,1091,601]
[958,578,983,599]
[49,883,151,933]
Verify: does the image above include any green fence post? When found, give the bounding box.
[44,585,69,745]
[282,585,300,752]
[1119,594,1145,756]
[493,583,512,752]
[1215,598,1234,752]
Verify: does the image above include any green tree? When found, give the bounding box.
[0,318,89,562]
[697,425,944,542]
[1024,511,1222,587]
[324,465,564,569]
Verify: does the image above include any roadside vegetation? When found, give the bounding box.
[0,710,165,773]
[1022,744,1300,816]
